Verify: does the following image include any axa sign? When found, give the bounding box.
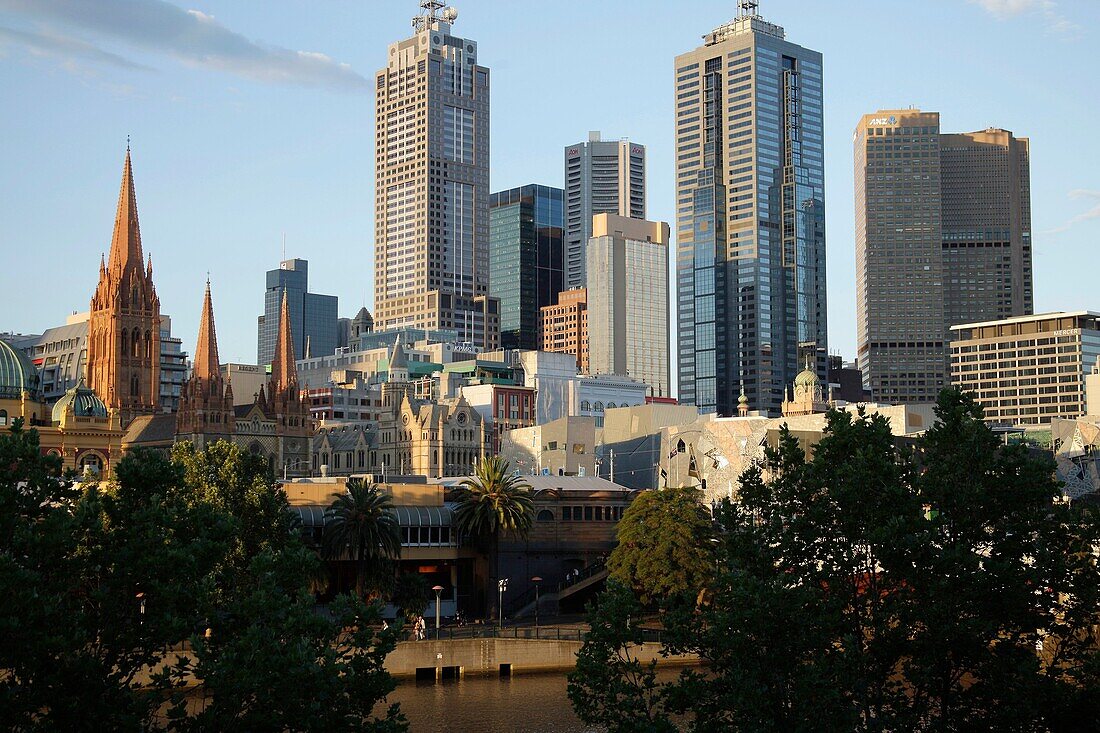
[869,115,898,126]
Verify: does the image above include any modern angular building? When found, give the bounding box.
[950,312,1100,425]
[585,214,670,397]
[257,258,338,365]
[564,132,646,290]
[373,0,499,349]
[855,109,1032,403]
[675,3,827,416]
[489,185,565,350]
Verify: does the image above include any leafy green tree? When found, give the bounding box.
[451,456,534,616]
[322,478,401,600]
[567,581,676,733]
[389,572,432,621]
[606,485,716,606]
[571,391,1100,731]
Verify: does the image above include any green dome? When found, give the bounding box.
[52,381,108,422]
[794,368,820,389]
[0,338,39,400]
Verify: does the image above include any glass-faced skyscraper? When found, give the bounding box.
[256,258,338,365]
[373,1,499,349]
[489,185,565,350]
[675,3,827,416]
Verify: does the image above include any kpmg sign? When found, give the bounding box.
[869,115,898,126]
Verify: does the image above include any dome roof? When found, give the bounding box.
[52,380,108,422]
[794,368,821,389]
[0,338,39,400]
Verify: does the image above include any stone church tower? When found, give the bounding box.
[176,280,235,446]
[86,147,162,427]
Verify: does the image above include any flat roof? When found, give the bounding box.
[950,311,1100,332]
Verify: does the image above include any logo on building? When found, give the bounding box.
[567,148,579,156]
[631,146,643,155]
[869,115,898,126]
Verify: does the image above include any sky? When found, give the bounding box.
[1,0,1098,368]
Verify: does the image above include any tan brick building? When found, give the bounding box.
[540,288,588,373]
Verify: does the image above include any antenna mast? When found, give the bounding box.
[413,0,451,31]
[738,0,760,17]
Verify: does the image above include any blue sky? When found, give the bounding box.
[1,0,1097,366]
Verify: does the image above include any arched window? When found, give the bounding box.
[536,509,555,522]
[580,401,590,411]
[120,330,128,358]
[79,452,102,475]
[677,439,686,454]
[145,331,152,359]
[0,409,7,426]
[130,373,140,396]
[593,401,603,412]
[131,328,141,357]
[606,402,616,409]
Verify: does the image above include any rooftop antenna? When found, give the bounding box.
[413,0,456,32]
[281,232,286,262]
[738,0,760,17]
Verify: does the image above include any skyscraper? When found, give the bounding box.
[855,109,1032,403]
[373,0,499,349]
[564,132,646,290]
[675,2,827,416]
[256,258,338,365]
[586,214,670,397]
[489,184,565,350]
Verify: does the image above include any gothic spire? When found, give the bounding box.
[270,289,298,391]
[107,147,144,276]
[192,279,220,382]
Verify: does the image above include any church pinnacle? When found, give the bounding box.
[270,289,298,392]
[193,279,220,383]
[107,147,144,277]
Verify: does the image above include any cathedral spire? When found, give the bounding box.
[192,279,220,382]
[270,289,298,391]
[107,147,144,276]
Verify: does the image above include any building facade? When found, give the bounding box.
[564,132,646,290]
[585,214,670,397]
[373,1,499,349]
[256,258,338,365]
[86,148,163,428]
[855,109,1032,404]
[950,312,1100,426]
[539,288,588,373]
[489,185,565,350]
[675,5,827,417]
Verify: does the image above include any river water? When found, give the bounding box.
[386,673,594,733]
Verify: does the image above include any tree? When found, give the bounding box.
[451,456,534,616]
[571,392,1100,731]
[323,478,402,600]
[390,572,432,622]
[606,485,716,606]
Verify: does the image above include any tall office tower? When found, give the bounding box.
[489,185,565,350]
[675,2,827,416]
[564,132,646,290]
[941,129,1033,328]
[540,288,588,373]
[586,214,670,397]
[855,109,1032,403]
[256,258,338,365]
[373,1,499,349]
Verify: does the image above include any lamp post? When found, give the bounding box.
[531,576,542,635]
[135,592,146,627]
[497,578,509,630]
[432,585,444,638]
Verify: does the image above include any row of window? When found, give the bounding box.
[560,506,625,522]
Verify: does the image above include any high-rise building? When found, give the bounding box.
[86,147,163,427]
[540,288,588,373]
[585,214,670,397]
[256,258,338,365]
[373,0,499,349]
[950,312,1100,425]
[675,4,827,416]
[489,184,565,350]
[564,132,646,290]
[855,109,1032,403]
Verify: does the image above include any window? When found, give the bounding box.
[0,409,6,426]
[537,509,554,522]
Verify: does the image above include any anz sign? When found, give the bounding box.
[869,115,898,126]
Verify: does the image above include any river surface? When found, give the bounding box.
[387,673,593,733]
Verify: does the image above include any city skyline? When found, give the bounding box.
[1,0,1098,370]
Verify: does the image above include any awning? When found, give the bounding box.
[293,503,455,529]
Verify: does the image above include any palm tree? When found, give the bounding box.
[452,456,534,619]
[322,478,401,600]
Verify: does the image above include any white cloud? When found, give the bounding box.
[968,0,1079,35]
[1044,190,1100,235]
[0,0,369,91]
[0,24,152,71]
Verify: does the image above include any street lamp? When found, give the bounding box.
[135,592,146,627]
[432,585,444,638]
[531,576,542,635]
[498,578,509,630]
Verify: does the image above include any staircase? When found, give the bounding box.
[509,561,609,619]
